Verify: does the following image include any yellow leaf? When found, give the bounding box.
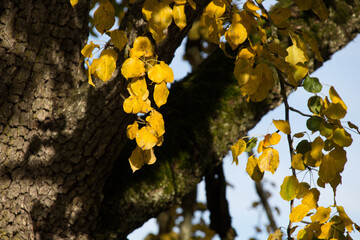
[150,2,173,30]
[136,126,158,150]
[311,136,324,160]
[130,36,154,58]
[94,1,115,34]
[127,77,149,100]
[85,60,95,87]
[70,0,79,7]
[332,128,353,147]
[280,176,300,201]
[241,68,259,97]
[154,81,169,108]
[302,188,320,209]
[259,148,279,174]
[146,110,165,137]
[174,0,186,4]
[292,153,305,170]
[110,29,128,51]
[129,146,157,172]
[225,22,247,50]
[203,15,223,44]
[81,42,100,58]
[285,44,308,66]
[246,155,264,182]
[204,0,226,18]
[293,64,309,82]
[318,222,334,239]
[148,61,174,83]
[337,206,354,232]
[311,207,331,224]
[257,140,264,153]
[324,103,347,120]
[231,139,246,165]
[269,132,281,146]
[188,0,196,9]
[121,57,145,79]
[238,47,255,59]
[311,0,329,21]
[290,204,311,223]
[249,63,275,102]
[127,121,139,140]
[173,4,187,30]
[273,120,291,134]
[95,49,117,82]
[330,147,347,173]
[296,182,310,199]
[329,86,347,110]
[123,96,152,114]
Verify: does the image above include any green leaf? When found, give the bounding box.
[303,76,322,93]
[307,96,323,114]
[280,176,300,201]
[306,116,323,132]
[296,140,312,154]
[245,137,258,152]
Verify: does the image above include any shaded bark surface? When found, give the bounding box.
[0,0,359,239]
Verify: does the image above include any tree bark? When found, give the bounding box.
[0,0,359,239]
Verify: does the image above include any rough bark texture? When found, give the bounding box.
[0,0,360,239]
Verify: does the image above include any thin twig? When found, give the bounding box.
[288,107,313,118]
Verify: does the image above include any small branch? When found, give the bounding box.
[278,70,296,240]
[288,107,313,118]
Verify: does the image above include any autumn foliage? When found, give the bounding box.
[72,0,359,238]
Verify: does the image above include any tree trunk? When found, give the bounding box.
[0,0,359,239]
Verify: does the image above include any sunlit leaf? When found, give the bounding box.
[81,42,100,58]
[318,222,334,239]
[246,155,264,182]
[225,22,247,50]
[136,126,158,150]
[285,43,308,66]
[290,204,311,223]
[280,176,300,201]
[173,4,186,30]
[204,0,226,18]
[269,132,281,146]
[324,103,347,120]
[148,61,174,83]
[94,1,115,34]
[85,60,95,87]
[70,0,79,7]
[129,146,156,172]
[311,136,324,160]
[292,153,305,170]
[127,121,139,140]
[127,77,148,99]
[273,120,291,134]
[95,49,117,82]
[231,139,246,165]
[146,110,165,137]
[121,57,145,79]
[259,148,279,174]
[154,81,169,108]
[302,188,320,209]
[130,36,154,58]
[311,207,331,224]
[329,86,347,110]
